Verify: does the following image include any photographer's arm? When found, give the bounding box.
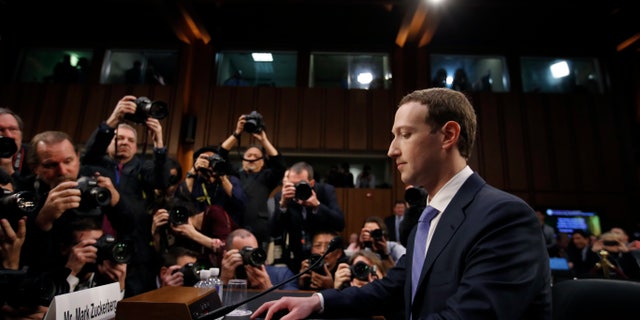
[106,96,137,128]
[221,115,245,152]
[0,217,25,270]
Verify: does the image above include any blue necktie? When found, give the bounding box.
[411,206,439,302]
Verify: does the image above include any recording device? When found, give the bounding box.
[199,236,343,320]
[169,205,195,226]
[293,181,312,201]
[307,253,326,275]
[0,135,17,158]
[369,228,384,241]
[199,153,230,177]
[76,175,111,212]
[173,262,208,287]
[240,246,267,267]
[243,111,264,134]
[125,96,169,124]
[95,234,133,264]
[0,190,37,228]
[0,267,69,310]
[350,261,377,281]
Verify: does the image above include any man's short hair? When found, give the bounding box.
[28,130,75,169]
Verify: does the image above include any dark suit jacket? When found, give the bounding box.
[384,214,400,242]
[320,173,552,319]
[271,182,345,272]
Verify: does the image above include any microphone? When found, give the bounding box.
[198,236,343,320]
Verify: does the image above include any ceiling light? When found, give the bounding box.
[252,53,273,62]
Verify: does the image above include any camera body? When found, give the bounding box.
[173,262,207,287]
[0,190,37,228]
[350,261,377,281]
[94,234,133,264]
[240,246,267,267]
[201,153,230,177]
[243,111,264,134]
[0,136,17,158]
[76,176,112,212]
[169,205,195,226]
[307,253,326,275]
[369,228,384,241]
[124,96,169,124]
[294,181,312,201]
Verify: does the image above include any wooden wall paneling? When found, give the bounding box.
[333,188,347,238]
[548,96,577,192]
[225,87,256,143]
[346,90,368,151]
[254,87,278,147]
[571,95,600,193]
[476,93,505,189]
[193,85,224,149]
[592,95,625,192]
[36,85,66,134]
[525,94,553,190]
[60,85,87,143]
[77,85,110,143]
[370,89,393,151]
[13,84,43,140]
[324,89,346,150]
[300,88,324,150]
[501,93,529,191]
[343,188,392,242]
[275,88,299,149]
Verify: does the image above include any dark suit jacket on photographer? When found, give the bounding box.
[271,182,345,272]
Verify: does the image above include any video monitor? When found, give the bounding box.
[545,208,602,237]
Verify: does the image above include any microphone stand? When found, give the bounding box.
[198,237,342,320]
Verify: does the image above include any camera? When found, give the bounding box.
[202,153,231,176]
[350,261,377,281]
[95,234,133,264]
[307,253,326,275]
[0,267,69,310]
[169,205,195,226]
[0,190,37,228]
[243,111,264,134]
[369,229,384,241]
[240,246,267,267]
[173,262,207,287]
[124,96,169,124]
[76,176,111,212]
[0,136,17,158]
[294,181,312,201]
[404,186,427,208]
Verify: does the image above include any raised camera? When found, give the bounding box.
[124,96,169,124]
[243,111,264,134]
[350,261,376,281]
[76,176,111,212]
[200,153,230,177]
[307,253,326,275]
[0,136,17,158]
[95,234,132,264]
[294,181,312,201]
[370,229,384,241]
[173,262,207,287]
[169,205,194,226]
[240,246,267,267]
[0,190,37,229]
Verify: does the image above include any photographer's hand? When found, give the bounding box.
[151,208,169,235]
[65,238,97,276]
[221,249,242,284]
[146,118,164,148]
[98,260,127,291]
[246,264,272,290]
[36,181,81,231]
[333,263,350,289]
[0,217,26,270]
[94,173,120,207]
[161,265,184,287]
[107,95,137,128]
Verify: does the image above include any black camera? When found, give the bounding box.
[240,246,267,267]
[370,229,384,241]
[173,262,207,287]
[307,253,326,275]
[124,96,169,124]
[243,111,264,134]
[294,181,312,201]
[95,234,133,264]
[169,205,195,226]
[0,267,69,310]
[0,136,17,158]
[350,261,377,281]
[0,190,37,228]
[404,186,427,208]
[202,153,230,176]
[76,176,111,212]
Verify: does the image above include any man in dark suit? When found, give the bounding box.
[384,200,406,242]
[252,88,552,319]
[271,161,345,273]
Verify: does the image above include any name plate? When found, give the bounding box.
[44,282,122,320]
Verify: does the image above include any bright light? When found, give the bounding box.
[252,53,273,62]
[550,61,570,78]
[357,72,373,84]
[446,75,453,85]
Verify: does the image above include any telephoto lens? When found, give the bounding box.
[240,246,267,267]
[350,261,376,281]
[94,234,133,264]
[294,181,312,201]
[124,96,169,124]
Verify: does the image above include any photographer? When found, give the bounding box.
[333,249,386,290]
[220,228,297,290]
[80,95,171,297]
[219,112,286,251]
[347,216,406,270]
[0,108,32,191]
[272,162,345,273]
[298,230,347,291]
[156,246,199,287]
[176,146,247,226]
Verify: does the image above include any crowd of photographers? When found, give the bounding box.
[0,97,409,319]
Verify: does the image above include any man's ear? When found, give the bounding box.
[310,179,316,188]
[441,121,461,150]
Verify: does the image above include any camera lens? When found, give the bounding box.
[243,111,263,134]
[170,205,191,226]
[0,136,17,158]
[294,181,312,201]
[124,97,169,124]
[351,261,372,281]
[240,246,266,267]
[95,234,132,264]
[370,229,383,241]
